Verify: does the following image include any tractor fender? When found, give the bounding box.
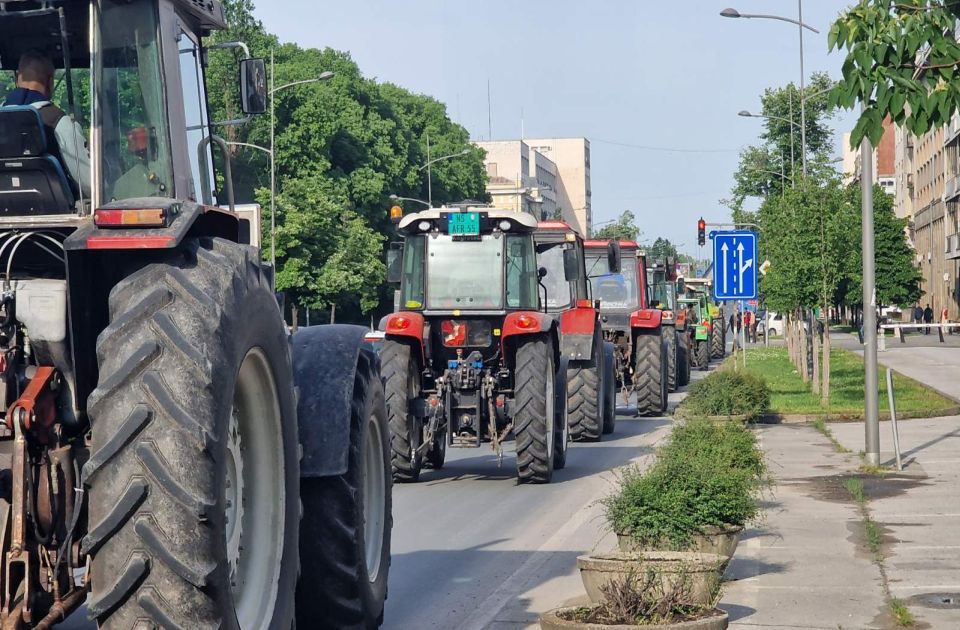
[558,306,597,362]
[381,311,426,363]
[63,198,240,251]
[292,324,375,477]
[501,311,559,370]
[630,309,663,329]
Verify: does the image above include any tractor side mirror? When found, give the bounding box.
[538,267,548,280]
[607,241,622,274]
[562,248,580,281]
[386,243,403,284]
[240,58,268,115]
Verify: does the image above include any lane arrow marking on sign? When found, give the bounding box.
[720,242,729,294]
[737,242,753,290]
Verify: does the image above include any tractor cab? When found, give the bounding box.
[0,0,263,224]
[533,220,588,315]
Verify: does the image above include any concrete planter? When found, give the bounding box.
[616,525,742,560]
[576,551,725,606]
[540,605,729,630]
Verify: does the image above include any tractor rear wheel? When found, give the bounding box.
[710,319,724,359]
[296,348,392,629]
[514,334,556,484]
[677,331,691,386]
[85,238,299,630]
[381,339,424,482]
[567,332,603,442]
[696,339,710,370]
[633,331,666,416]
[664,325,677,392]
[601,342,616,434]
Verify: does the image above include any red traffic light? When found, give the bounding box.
[697,218,706,246]
[697,219,706,231]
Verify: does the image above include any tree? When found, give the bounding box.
[593,210,640,241]
[649,237,678,263]
[204,0,487,320]
[728,73,836,211]
[831,1,960,147]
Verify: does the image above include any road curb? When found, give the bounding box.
[754,405,960,424]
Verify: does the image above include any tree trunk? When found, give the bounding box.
[812,311,820,395]
[799,313,809,383]
[330,303,336,324]
[292,302,299,333]
[822,304,831,407]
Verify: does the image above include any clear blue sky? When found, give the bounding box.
[252,1,855,258]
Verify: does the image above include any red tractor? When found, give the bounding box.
[584,240,668,416]
[534,221,616,442]
[382,207,567,483]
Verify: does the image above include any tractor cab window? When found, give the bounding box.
[400,235,425,309]
[586,253,639,310]
[95,0,173,201]
[505,235,539,309]
[426,234,504,310]
[178,28,213,202]
[537,242,574,310]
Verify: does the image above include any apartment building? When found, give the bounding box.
[843,116,896,195]
[474,137,591,235]
[893,114,960,318]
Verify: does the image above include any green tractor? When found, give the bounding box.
[678,293,713,371]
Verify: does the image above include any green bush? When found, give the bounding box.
[682,370,770,418]
[604,419,766,550]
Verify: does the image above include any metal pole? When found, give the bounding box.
[426,132,432,207]
[789,94,796,184]
[270,50,276,270]
[798,0,808,178]
[742,300,747,367]
[886,368,903,471]
[861,117,880,466]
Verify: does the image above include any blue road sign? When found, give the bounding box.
[713,231,757,300]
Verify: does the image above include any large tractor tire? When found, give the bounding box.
[296,349,392,629]
[633,330,666,416]
[85,238,299,630]
[514,334,557,484]
[664,325,678,392]
[601,342,617,434]
[677,331,691,387]
[381,339,424,482]
[696,339,710,370]
[553,362,570,470]
[710,319,725,359]
[567,331,603,442]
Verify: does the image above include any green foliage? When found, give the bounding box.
[831,1,960,147]
[681,370,770,418]
[205,0,487,317]
[729,73,835,210]
[649,237,678,263]
[604,419,765,549]
[593,210,640,241]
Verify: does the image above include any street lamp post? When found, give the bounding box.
[418,132,470,207]
[389,194,431,208]
[722,5,819,178]
[269,49,334,269]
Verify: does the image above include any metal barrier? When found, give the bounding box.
[878,322,959,351]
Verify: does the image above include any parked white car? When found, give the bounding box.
[759,311,783,337]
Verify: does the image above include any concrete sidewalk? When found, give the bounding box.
[719,424,887,629]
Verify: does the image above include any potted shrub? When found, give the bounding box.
[603,420,766,561]
[576,551,726,606]
[542,567,729,630]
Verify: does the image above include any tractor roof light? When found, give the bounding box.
[417,220,432,232]
[564,232,576,242]
[389,205,403,223]
[498,219,512,231]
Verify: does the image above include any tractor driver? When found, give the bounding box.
[3,50,91,199]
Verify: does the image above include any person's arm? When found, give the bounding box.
[54,116,91,199]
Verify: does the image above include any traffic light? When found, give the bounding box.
[697,218,706,246]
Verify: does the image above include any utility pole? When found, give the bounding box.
[861,119,880,466]
[798,0,807,178]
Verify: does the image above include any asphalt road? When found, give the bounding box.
[382,390,687,630]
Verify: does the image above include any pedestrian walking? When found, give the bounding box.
[941,306,951,334]
[743,311,752,343]
[923,304,934,334]
[913,304,923,325]
[728,313,735,335]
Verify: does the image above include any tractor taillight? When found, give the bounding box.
[635,311,653,320]
[94,208,167,227]
[576,299,593,309]
[388,315,411,331]
[515,314,537,329]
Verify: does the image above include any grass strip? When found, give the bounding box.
[732,347,953,416]
[889,598,915,627]
[812,418,851,453]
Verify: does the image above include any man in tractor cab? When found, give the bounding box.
[3,50,90,198]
